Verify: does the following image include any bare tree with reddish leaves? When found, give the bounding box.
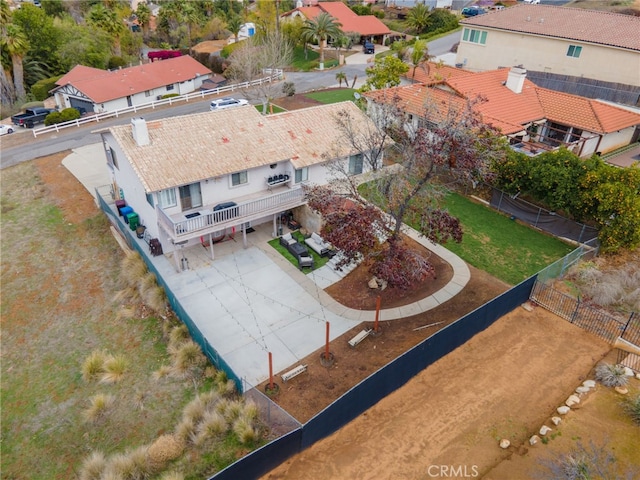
[306,95,507,289]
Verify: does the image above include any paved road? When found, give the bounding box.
[0,32,461,169]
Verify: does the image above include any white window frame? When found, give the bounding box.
[294,167,308,183]
[157,188,177,209]
[231,170,248,186]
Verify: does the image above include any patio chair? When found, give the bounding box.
[279,232,297,248]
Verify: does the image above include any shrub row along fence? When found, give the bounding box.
[96,188,243,391]
[490,187,599,245]
[209,277,536,479]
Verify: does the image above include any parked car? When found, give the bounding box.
[210,97,249,111]
[461,6,486,17]
[363,42,375,54]
[0,124,15,136]
[523,0,541,3]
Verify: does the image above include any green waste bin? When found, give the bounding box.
[127,212,139,231]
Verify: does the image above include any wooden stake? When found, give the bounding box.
[268,351,274,389]
[324,322,330,360]
[374,295,381,332]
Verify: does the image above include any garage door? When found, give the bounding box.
[70,98,94,113]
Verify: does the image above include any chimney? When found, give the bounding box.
[506,65,527,94]
[131,117,150,146]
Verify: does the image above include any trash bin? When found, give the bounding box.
[120,206,133,221]
[127,212,139,231]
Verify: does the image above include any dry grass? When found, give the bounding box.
[78,451,107,480]
[233,416,259,444]
[82,350,109,382]
[147,434,184,467]
[101,354,128,383]
[82,393,116,423]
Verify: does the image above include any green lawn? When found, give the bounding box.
[291,46,320,71]
[268,231,332,272]
[255,103,286,114]
[304,88,357,104]
[433,193,574,285]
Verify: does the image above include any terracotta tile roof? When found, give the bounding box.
[365,66,640,136]
[287,2,390,36]
[54,56,211,103]
[461,4,640,51]
[108,102,377,192]
[405,62,473,85]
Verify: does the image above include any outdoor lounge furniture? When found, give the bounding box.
[298,254,314,271]
[305,232,333,257]
[279,232,297,248]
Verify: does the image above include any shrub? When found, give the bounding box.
[174,417,196,445]
[78,451,107,480]
[147,434,184,467]
[195,411,228,445]
[121,252,148,288]
[82,350,108,381]
[159,472,185,480]
[172,340,206,375]
[82,393,115,423]
[233,416,257,444]
[100,354,127,383]
[44,107,80,126]
[624,393,640,425]
[220,40,244,58]
[30,76,62,101]
[108,56,127,69]
[594,363,629,387]
[282,82,296,96]
[182,395,207,425]
[169,324,190,349]
[158,93,180,99]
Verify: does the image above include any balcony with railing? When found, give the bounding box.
[157,186,306,242]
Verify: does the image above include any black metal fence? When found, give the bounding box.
[210,277,536,479]
[531,281,629,343]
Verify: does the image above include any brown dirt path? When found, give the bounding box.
[263,307,611,480]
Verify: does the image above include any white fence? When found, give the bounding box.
[32,70,284,138]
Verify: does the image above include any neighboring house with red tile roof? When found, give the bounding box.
[282,1,391,43]
[366,63,640,159]
[455,5,640,103]
[99,102,384,256]
[51,56,211,114]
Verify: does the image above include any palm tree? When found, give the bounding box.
[3,24,29,99]
[335,71,347,87]
[301,12,342,70]
[410,39,433,80]
[88,4,125,57]
[135,3,151,36]
[227,15,243,43]
[405,4,431,35]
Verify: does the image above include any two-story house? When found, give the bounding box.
[366,63,640,159]
[52,56,211,114]
[99,101,382,261]
[455,5,640,105]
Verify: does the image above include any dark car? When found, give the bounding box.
[461,6,486,17]
[363,42,375,54]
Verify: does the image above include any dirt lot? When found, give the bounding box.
[263,307,628,480]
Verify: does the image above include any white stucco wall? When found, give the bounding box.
[455,29,640,86]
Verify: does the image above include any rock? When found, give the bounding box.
[499,439,510,449]
[623,366,634,377]
[636,373,640,380]
[551,416,562,426]
[566,394,581,407]
[557,406,570,415]
[368,278,379,289]
[575,386,590,394]
[529,435,540,446]
[582,380,596,388]
[522,302,534,312]
[615,386,629,395]
[378,279,388,291]
[539,425,552,435]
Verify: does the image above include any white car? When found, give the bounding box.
[523,0,541,4]
[0,124,15,136]
[210,97,249,111]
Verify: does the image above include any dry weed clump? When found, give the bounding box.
[233,416,258,445]
[82,350,109,382]
[121,252,148,288]
[78,451,107,480]
[153,365,173,380]
[594,363,629,388]
[82,393,115,424]
[147,434,184,467]
[194,411,228,445]
[100,354,128,383]
[171,340,207,377]
[102,447,152,480]
[159,472,185,480]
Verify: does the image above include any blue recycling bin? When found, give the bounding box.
[120,206,133,221]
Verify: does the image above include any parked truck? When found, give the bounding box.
[11,107,55,128]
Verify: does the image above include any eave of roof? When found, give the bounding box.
[461,4,640,51]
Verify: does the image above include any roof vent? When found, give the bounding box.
[506,65,527,94]
[131,117,150,146]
